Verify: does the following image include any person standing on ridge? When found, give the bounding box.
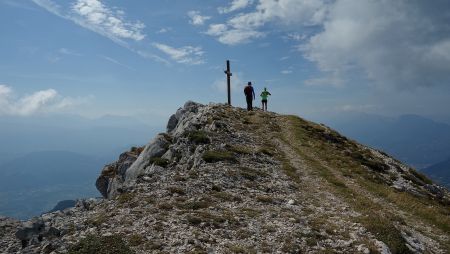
[244,81,255,111]
[260,87,271,112]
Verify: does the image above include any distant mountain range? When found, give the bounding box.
[0,114,161,219]
[422,158,450,189]
[0,114,161,164]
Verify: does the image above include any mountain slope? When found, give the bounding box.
[423,158,450,188]
[2,102,449,253]
[317,113,450,169]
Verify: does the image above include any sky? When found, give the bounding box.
[1,0,450,125]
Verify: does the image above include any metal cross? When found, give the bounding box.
[224,60,232,105]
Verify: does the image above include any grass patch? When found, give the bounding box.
[174,173,187,182]
[239,167,262,181]
[347,150,389,173]
[240,208,262,218]
[228,145,253,155]
[128,234,145,247]
[168,186,186,195]
[144,240,164,251]
[186,211,238,228]
[211,191,242,202]
[186,215,202,225]
[68,234,135,254]
[178,200,212,210]
[117,192,136,204]
[202,150,236,163]
[408,168,433,185]
[227,244,256,254]
[257,145,276,156]
[256,195,274,203]
[187,130,210,144]
[130,146,144,154]
[358,216,412,254]
[149,157,169,168]
[86,213,108,227]
[158,202,174,210]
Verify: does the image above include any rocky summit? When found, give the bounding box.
[2,101,450,254]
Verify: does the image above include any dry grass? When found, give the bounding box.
[279,115,450,251]
[202,150,236,163]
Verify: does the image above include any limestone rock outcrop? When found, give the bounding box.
[2,101,450,253]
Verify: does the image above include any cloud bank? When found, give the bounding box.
[207,0,450,89]
[302,0,450,89]
[0,85,89,116]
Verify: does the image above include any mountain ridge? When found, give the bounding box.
[1,101,449,253]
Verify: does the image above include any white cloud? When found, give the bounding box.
[0,85,90,116]
[206,0,326,45]
[59,48,81,56]
[153,43,205,65]
[188,11,211,26]
[71,0,145,41]
[218,0,253,14]
[31,0,145,43]
[206,23,264,45]
[156,27,171,34]
[301,0,450,89]
[281,70,292,75]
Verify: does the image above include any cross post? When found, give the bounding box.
[224,60,232,105]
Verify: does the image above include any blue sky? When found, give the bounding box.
[1,0,450,125]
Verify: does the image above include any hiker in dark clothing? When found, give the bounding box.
[244,82,255,111]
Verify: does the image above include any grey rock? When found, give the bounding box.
[124,133,170,184]
[15,219,45,241]
[95,149,141,198]
[167,114,178,133]
[15,218,54,248]
[95,176,109,199]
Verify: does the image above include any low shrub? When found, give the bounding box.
[68,234,135,254]
[128,234,145,246]
[168,186,186,195]
[149,157,169,167]
[256,195,274,203]
[187,130,210,144]
[409,168,433,185]
[202,150,236,163]
[179,200,212,210]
